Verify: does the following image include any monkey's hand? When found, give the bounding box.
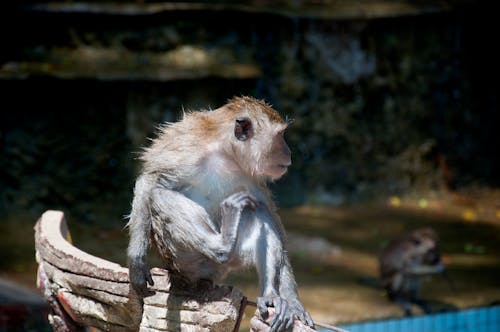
[257,295,296,332]
[214,191,258,264]
[128,258,155,298]
[220,191,258,217]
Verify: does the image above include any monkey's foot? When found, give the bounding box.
[251,306,316,332]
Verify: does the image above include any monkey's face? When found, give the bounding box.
[411,229,442,266]
[261,128,292,180]
[233,116,291,180]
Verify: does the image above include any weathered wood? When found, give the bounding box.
[35,210,243,332]
[34,210,318,331]
[35,210,129,282]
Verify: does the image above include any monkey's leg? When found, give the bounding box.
[394,296,413,316]
[151,188,256,264]
[408,287,431,314]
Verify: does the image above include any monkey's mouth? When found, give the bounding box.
[276,164,291,173]
[265,163,291,179]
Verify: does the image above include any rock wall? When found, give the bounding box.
[0,2,497,221]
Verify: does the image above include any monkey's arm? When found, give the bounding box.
[127,174,156,297]
[279,255,314,327]
[405,263,445,276]
[150,187,256,263]
[253,206,313,331]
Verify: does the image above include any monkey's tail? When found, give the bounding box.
[239,298,349,332]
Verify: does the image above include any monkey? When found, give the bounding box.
[379,227,445,316]
[127,96,313,331]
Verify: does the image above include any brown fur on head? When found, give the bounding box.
[225,96,286,125]
[220,97,290,180]
[140,96,291,182]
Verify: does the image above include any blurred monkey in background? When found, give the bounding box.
[379,227,445,316]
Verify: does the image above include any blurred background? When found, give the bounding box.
[0,0,499,331]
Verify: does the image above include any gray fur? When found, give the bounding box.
[126,97,313,331]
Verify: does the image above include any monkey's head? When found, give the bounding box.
[410,228,441,266]
[224,96,291,181]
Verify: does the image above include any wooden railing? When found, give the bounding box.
[34,210,316,332]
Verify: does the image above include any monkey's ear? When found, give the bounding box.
[234,117,254,141]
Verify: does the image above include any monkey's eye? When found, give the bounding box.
[234,117,253,141]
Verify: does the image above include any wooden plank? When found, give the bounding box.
[35,210,129,282]
[34,210,246,332]
[34,209,322,331]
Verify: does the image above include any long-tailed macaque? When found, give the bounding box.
[127,96,313,331]
[379,227,445,316]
